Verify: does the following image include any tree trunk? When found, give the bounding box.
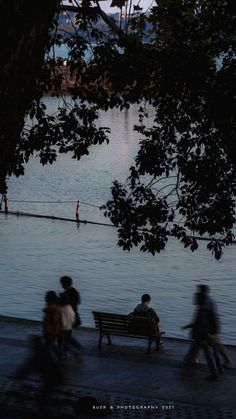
[0,0,59,193]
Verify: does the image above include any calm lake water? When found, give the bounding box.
[0,98,235,343]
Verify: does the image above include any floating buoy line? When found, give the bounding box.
[1,209,236,245]
[1,196,236,244]
[0,210,114,227]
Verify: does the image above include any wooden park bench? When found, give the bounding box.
[92,311,165,354]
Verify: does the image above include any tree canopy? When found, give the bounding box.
[0,0,236,258]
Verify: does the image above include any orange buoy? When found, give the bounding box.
[76,199,80,220]
[3,195,8,213]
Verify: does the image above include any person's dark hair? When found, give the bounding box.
[141,294,151,303]
[198,284,210,294]
[45,290,59,305]
[60,276,72,287]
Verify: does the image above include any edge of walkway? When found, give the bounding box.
[0,314,235,348]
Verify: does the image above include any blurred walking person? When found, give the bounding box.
[197,284,232,368]
[181,291,219,381]
[43,290,63,359]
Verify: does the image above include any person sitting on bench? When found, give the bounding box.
[132,294,162,350]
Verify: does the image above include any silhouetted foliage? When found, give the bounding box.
[0,0,236,258]
[102,0,236,259]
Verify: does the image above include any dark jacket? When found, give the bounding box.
[190,306,219,339]
[133,303,159,324]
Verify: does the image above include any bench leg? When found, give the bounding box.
[107,334,112,345]
[98,331,104,348]
[147,338,152,354]
[155,335,161,349]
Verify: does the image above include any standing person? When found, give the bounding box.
[133,294,162,350]
[182,292,219,381]
[60,276,81,327]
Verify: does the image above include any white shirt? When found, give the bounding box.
[61,305,75,330]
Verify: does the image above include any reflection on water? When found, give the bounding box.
[0,103,235,343]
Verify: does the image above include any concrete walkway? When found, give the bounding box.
[0,316,235,418]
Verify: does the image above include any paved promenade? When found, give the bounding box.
[0,316,235,418]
